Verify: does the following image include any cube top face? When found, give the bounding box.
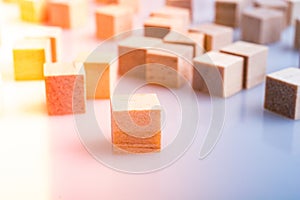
[151,6,190,18]
[75,51,115,65]
[163,31,204,46]
[189,23,233,36]
[254,0,288,9]
[96,4,133,16]
[118,36,162,49]
[14,38,49,50]
[267,68,300,87]
[221,41,268,57]
[152,42,193,59]
[44,62,83,77]
[25,26,62,38]
[144,16,181,29]
[111,94,161,111]
[243,8,284,20]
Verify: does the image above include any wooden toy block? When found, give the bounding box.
[95,5,133,39]
[44,62,85,115]
[118,0,139,13]
[74,52,114,99]
[118,36,162,76]
[3,0,19,3]
[253,0,289,27]
[19,0,46,23]
[189,23,233,51]
[163,31,205,57]
[264,67,300,120]
[25,26,62,62]
[215,0,248,27]
[13,38,51,80]
[193,51,244,98]
[47,0,87,29]
[220,41,268,89]
[111,93,161,153]
[150,6,190,30]
[95,0,117,3]
[146,43,194,88]
[241,8,284,44]
[166,0,192,16]
[295,17,300,49]
[286,0,300,25]
[144,16,185,39]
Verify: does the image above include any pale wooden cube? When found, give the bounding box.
[44,62,85,115]
[295,17,300,49]
[146,43,194,88]
[193,51,243,98]
[215,0,249,28]
[13,38,51,80]
[286,0,300,25]
[166,0,192,16]
[189,23,234,51]
[118,0,139,13]
[111,93,161,153]
[95,5,133,39]
[118,36,162,76]
[264,67,300,120]
[163,31,205,57]
[241,8,284,44]
[48,0,87,29]
[19,0,46,23]
[220,41,268,89]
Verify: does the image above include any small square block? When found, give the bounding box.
[241,8,284,44]
[193,51,244,98]
[48,0,87,29]
[189,23,234,51]
[44,62,85,115]
[264,67,300,120]
[19,0,46,23]
[295,17,300,49]
[95,5,133,39]
[220,41,268,89]
[13,38,51,80]
[146,43,194,88]
[111,93,161,153]
[118,36,162,76]
[286,0,300,25]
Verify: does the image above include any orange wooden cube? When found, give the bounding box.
[44,62,85,115]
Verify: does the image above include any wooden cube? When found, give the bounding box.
[264,67,300,120]
[286,0,300,25]
[118,0,139,13]
[241,8,284,44]
[146,43,194,88]
[95,5,133,39]
[95,0,117,4]
[13,38,51,80]
[215,0,248,28]
[166,0,192,16]
[19,0,46,23]
[220,41,268,89]
[144,16,185,39]
[189,23,233,51]
[25,26,62,62]
[193,51,243,98]
[47,0,87,29]
[44,62,85,115]
[118,36,162,76]
[111,93,161,153]
[295,17,300,49]
[163,31,205,57]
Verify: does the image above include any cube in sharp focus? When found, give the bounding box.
[163,31,205,57]
[44,62,85,115]
[286,0,300,25]
[215,0,248,28]
[13,38,51,80]
[295,17,300,49]
[241,8,284,44]
[146,43,193,88]
[118,36,162,76]
[19,0,46,23]
[264,68,300,120]
[111,94,161,153]
[95,5,133,39]
[220,41,268,89]
[48,0,87,29]
[189,23,233,51]
[193,51,243,98]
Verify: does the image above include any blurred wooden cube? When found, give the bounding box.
[111,93,161,153]
[95,0,139,12]
[44,62,85,115]
[220,41,268,89]
[286,0,300,25]
[13,38,51,80]
[48,0,87,29]
[166,0,192,16]
[295,17,300,49]
[189,23,233,51]
[19,0,46,23]
[95,0,117,3]
[241,8,284,44]
[264,67,300,120]
[193,51,243,98]
[95,5,133,39]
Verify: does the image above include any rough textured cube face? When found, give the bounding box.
[19,0,46,23]
[44,63,85,115]
[286,0,300,25]
[220,41,268,89]
[95,5,133,39]
[295,18,300,49]
[13,38,51,80]
[111,94,161,153]
[189,23,233,51]
[241,8,284,44]
[193,52,243,98]
[264,68,300,120]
